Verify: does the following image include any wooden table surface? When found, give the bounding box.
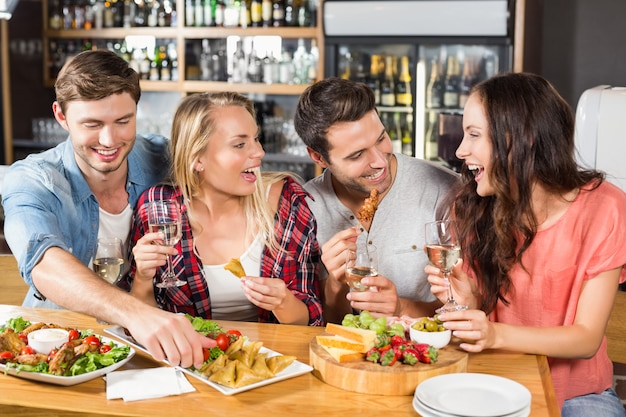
[0,305,560,417]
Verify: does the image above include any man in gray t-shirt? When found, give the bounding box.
[294,78,459,324]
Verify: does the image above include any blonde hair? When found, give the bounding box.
[170,92,286,254]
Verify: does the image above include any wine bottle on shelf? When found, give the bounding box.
[230,38,247,83]
[297,0,312,27]
[401,113,413,156]
[367,54,381,106]
[458,57,473,108]
[380,55,396,107]
[250,0,262,26]
[395,55,412,107]
[261,0,272,26]
[308,38,319,83]
[443,56,460,109]
[425,60,444,109]
[389,112,402,154]
[272,0,285,26]
[284,0,296,26]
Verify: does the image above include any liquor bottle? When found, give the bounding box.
[284,0,296,26]
[261,0,272,26]
[307,38,319,83]
[247,41,263,83]
[395,55,412,107]
[203,0,215,26]
[380,55,396,107]
[230,38,246,83]
[239,0,250,28]
[272,0,284,26]
[214,0,224,26]
[149,45,161,80]
[263,51,279,84]
[364,55,379,105]
[297,0,312,27]
[292,38,311,84]
[250,0,261,26]
[425,60,443,109]
[159,44,171,81]
[443,56,460,109]
[49,0,63,29]
[194,0,204,26]
[458,57,473,108]
[167,42,179,80]
[185,0,194,26]
[200,39,212,80]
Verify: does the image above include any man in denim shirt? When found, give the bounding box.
[2,50,216,368]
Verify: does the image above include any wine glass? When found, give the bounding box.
[345,243,378,292]
[94,237,125,284]
[425,220,468,313]
[147,199,186,288]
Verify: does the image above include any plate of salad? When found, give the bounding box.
[0,316,134,386]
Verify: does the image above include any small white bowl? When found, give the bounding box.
[409,326,451,349]
[27,328,70,354]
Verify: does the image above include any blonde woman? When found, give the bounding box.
[123,92,323,326]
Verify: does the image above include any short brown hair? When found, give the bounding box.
[54,49,141,114]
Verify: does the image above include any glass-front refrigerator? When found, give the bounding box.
[323,0,513,172]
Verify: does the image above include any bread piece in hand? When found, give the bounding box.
[224,258,246,278]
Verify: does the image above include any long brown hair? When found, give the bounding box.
[452,73,604,313]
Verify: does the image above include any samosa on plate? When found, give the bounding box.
[199,353,228,377]
[250,352,274,378]
[234,361,266,388]
[266,355,296,375]
[209,359,237,388]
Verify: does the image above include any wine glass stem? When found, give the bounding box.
[444,272,455,303]
[165,254,174,279]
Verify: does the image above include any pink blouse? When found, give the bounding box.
[489,181,626,408]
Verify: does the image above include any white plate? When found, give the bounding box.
[105,325,314,396]
[412,397,531,417]
[415,373,531,417]
[0,335,135,386]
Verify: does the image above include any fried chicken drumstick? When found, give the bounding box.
[356,189,380,224]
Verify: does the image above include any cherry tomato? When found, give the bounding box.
[99,344,112,354]
[20,346,36,355]
[202,348,211,362]
[0,351,14,360]
[215,333,230,351]
[227,329,242,338]
[68,329,80,341]
[18,333,28,343]
[82,335,101,347]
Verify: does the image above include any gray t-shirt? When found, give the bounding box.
[304,154,459,303]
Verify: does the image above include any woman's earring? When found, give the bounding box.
[197,165,204,172]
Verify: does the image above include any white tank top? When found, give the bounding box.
[202,233,264,321]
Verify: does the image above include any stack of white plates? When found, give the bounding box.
[412,373,532,417]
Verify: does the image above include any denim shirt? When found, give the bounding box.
[2,134,169,308]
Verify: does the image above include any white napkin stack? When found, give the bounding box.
[106,367,196,402]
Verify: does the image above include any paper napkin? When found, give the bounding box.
[106,367,196,402]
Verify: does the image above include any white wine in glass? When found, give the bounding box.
[147,199,186,288]
[345,244,378,292]
[425,220,467,313]
[94,237,124,284]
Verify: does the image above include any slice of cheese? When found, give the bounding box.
[319,345,364,363]
[316,335,373,353]
[325,323,377,346]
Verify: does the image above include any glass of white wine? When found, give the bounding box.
[147,199,186,288]
[425,220,468,313]
[345,244,378,292]
[94,237,125,285]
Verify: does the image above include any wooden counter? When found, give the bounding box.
[0,305,560,417]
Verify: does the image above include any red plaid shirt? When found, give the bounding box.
[123,177,324,326]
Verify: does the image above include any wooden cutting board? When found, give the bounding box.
[309,337,468,395]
